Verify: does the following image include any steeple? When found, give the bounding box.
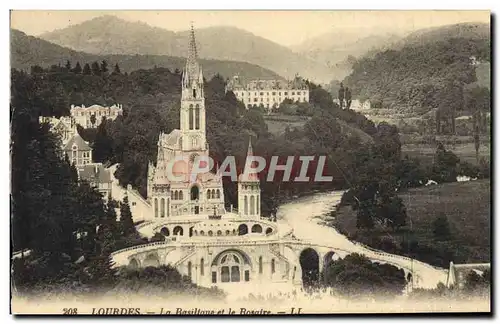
[242,137,259,182]
[238,136,261,218]
[180,22,207,153]
[185,22,202,84]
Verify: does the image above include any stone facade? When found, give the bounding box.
[70,103,123,128]
[226,75,309,112]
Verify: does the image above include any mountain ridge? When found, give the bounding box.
[10,28,283,80]
[39,15,335,82]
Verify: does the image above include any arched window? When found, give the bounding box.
[244,196,248,215]
[211,189,215,198]
[208,230,213,236]
[189,104,194,130]
[200,230,205,236]
[266,227,273,235]
[219,252,243,283]
[191,186,199,201]
[154,198,158,218]
[179,191,184,200]
[160,227,169,236]
[259,256,263,274]
[238,224,248,236]
[216,189,220,199]
[160,198,165,218]
[188,261,192,279]
[207,190,211,199]
[200,258,204,276]
[225,230,230,235]
[217,230,222,236]
[193,89,197,98]
[167,199,170,217]
[251,224,262,233]
[256,196,260,214]
[174,191,178,200]
[250,196,255,215]
[173,226,183,236]
[195,104,200,130]
[271,259,276,274]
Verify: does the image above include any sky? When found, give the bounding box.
[10,10,490,47]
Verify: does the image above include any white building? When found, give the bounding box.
[333,99,371,111]
[70,104,123,128]
[226,75,309,111]
[39,116,77,146]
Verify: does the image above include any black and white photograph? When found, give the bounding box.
[9,10,491,314]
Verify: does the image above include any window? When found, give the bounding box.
[154,198,158,218]
[195,104,200,130]
[221,267,230,282]
[245,270,250,282]
[259,256,263,274]
[292,92,295,95]
[217,230,222,236]
[200,258,204,276]
[208,230,213,236]
[160,198,165,217]
[272,92,276,95]
[188,261,192,279]
[189,104,194,130]
[260,92,263,96]
[254,98,258,102]
[212,271,217,283]
[271,259,275,274]
[284,92,288,95]
[132,202,136,206]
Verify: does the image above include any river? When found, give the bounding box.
[277,190,448,290]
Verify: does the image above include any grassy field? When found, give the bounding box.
[402,142,490,165]
[263,114,310,135]
[333,179,491,265]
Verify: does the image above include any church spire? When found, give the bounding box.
[242,137,259,182]
[185,22,201,80]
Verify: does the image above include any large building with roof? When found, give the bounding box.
[70,103,123,128]
[226,75,309,112]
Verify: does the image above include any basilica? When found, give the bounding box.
[111,26,306,290]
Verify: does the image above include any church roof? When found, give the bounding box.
[446,262,490,288]
[63,133,91,151]
[161,129,182,147]
[239,137,259,182]
[77,163,111,184]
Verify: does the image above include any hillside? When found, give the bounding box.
[10,29,282,80]
[334,180,491,266]
[292,30,403,80]
[343,22,490,113]
[39,15,335,82]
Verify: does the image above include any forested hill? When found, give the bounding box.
[343,22,490,112]
[10,29,282,80]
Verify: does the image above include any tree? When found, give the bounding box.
[92,118,114,163]
[65,60,72,71]
[113,63,121,74]
[100,60,109,74]
[91,61,101,76]
[119,195,135,236]
[90,114,97,126]
[432,214,452,241]
[323,253,407,298]
[431,143,460,183]
[73,62,82,74]
[83,63,91,75]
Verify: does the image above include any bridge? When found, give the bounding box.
[110,233,447,290]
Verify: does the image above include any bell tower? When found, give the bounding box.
[180,23,207,153]
[238,138,261,218]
